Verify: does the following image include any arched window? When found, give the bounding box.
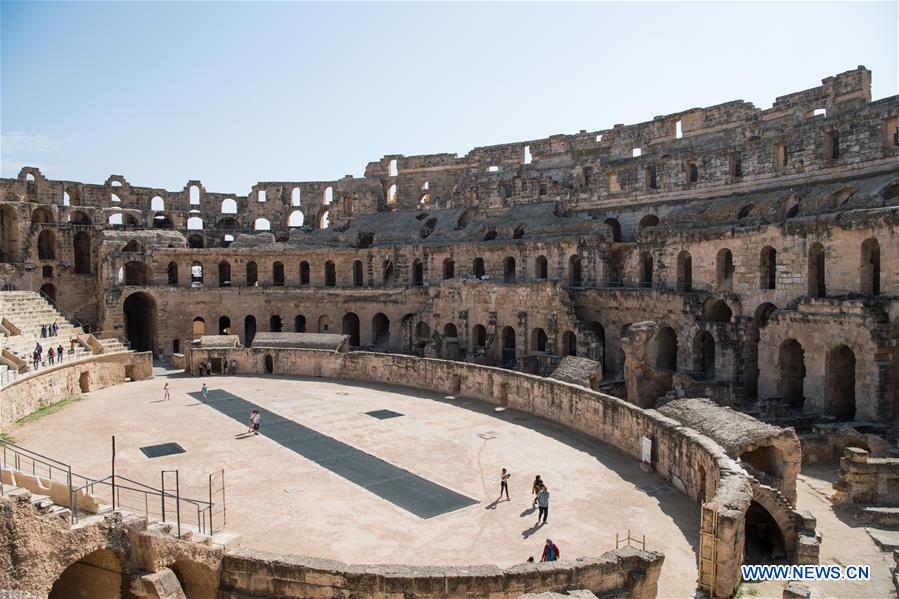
[342,313,360,346]
[443,258,455,279]
[531,328,548,352]
[860,238,880,295]
[387,184,397,205]
[372,313,390,347]
[288,210,304,227]
[270,315,283,332]
[37,229,56,260]
[31,207,52,224]
[273,262,285,286]
[323,186,333,205]
[779,339,805,409]
[150,196,165,211]
[472,257,486,278]
[324,261,336,286]
[254,218,271,231]
[319,209,330,229]
[294,315,307,332]
[473,325,487,348]
[562,331,577,356]
[501,326,516,364]
[382,260,395,285]
[221,198,237,214]
[108,212,123,225]
[412,259,423,286]
[291,187,301,206]
[187,216,203,230]
[503,257,516,282]
[73,231,91,273]
[760,246,777,290]
[353,260,364,287]
[676,250,692,292]
[655,327,678,371]
[244,315,257,346]
[189,185,200,205]
[604,218,622,242]
[219,316,231,335]
[716,248,734,291]
[300,261,310,285]
[187,234,204,249]
[640,252,653,287]
[705,299,733,323]
[639,214,659,232]
[191,262,203,285]
[569,255,582,286]
[808,243,826,298]
[246,261,258,286]
[535,255,548,279]
[693,331,715,379]
[826,345,856,421]
[167,261,179,286]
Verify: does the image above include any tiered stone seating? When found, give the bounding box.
[0,291,130,384]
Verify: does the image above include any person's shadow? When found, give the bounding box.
[485,497,510,510]
[521,520,545,539]
[520,506,536,517]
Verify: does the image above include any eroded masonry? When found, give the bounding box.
[1,66,898,598]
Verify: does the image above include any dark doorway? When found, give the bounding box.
[40,283,57,304]
[342,313,360,346]
[826,345,856,421]
[264,354,273,374]
[744,502,787,565]
[372,313,390,348]
[219,316,231,335]
[123,292,157,354]
[778,339,805,410]
[501,326,516,364]
[294,315,306,333]
[244,315,257,346]
[73,231,91,273]
[270,315,282,333]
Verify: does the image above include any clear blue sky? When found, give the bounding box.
[1,1,896,194]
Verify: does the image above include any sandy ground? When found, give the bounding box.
[9,367,701,597]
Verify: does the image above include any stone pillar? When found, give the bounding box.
[130,568,187,599]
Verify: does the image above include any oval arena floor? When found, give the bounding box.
[11,367,701,597]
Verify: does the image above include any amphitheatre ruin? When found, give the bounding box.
[0,66,897,599]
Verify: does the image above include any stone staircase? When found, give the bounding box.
[0,291,129,385]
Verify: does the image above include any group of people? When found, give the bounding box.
[197,359,237,376]
[498,470,558,562]
[31,337,80,370]
[40,322,60,338]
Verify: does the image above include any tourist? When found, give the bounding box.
[40,324,47,338]
[231,359,237,374]
[52,322,59,336]
[222,361,228,375]
[537,486,550,523]
[32,350,40,370]
[206,360,213,375]
[48,347,55,365]
[34,342,43,361]
[164,382,171,401]
[531,475,544,507]
[250,410,261,435]
[500,468,510,500]
[56,344,63,362]
[201,382,208,402]
[540,538,559,562]
[69,337,77,354]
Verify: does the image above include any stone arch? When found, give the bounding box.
[716,248,734,291]
[372,313,390,348]
[294,314,306,333]
[778,339,805,410]
[167,261,179,285]
[562,330,577,356]
[218,315,231,335]
[808,242,826,298]
[37,229,56,260]
[342,312,360,346]
[826,345,856,421]
[269,315,282,333]
[192,317,206,337]
[264,354,274,373]
[503,256,516,282]
[169,559,218,599]
[860,238,880,295]
[246,261,258,286]
[123,292,158,354]
[352,260,364,287]
[72,230,91,273]
[743,501,788,565]
[411,259,423,286]
[569,255,582,286]
[123,261,148,285]
[639,252,653,286]
[442,258,455,279]
[604,218,621,242]
[530,327,548,352]
[655,326,678,371]
[324,261,336,286]
[535,255,548,279]
[188,233,204,249]
[299,261,310,285]
[704,299,733,323]
[31,206,53,224]
[49,547,123,599]
[218,261,231,286]
[273,261,285,286]
[693,330,715,379]
[638,214,659,231]
[501,326,516,364]
[472,256,486,278]
[244,315,257,346]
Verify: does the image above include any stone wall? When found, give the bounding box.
[832,447,899,506]
[0,351,152,429]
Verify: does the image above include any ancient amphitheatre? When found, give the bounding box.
[0,66,897,599]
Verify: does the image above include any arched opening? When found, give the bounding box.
[246,261,258,286]
[569,255,582,286]
[192,317,206,337]
[443,258,455,280]
[412,259,423,286]
[693,331,715,379]
[473,324,487,349]
[535,255,548,279]
[353,260,364,287]
[167,262,178,286]
[745,303,777,399]
[503,257,516,282]
[342,313,360,346]
[562,331,577,356]
[531,328,548,352]
[318,209,330,229]
[759,246,777,290]
[299,261,310,285]
[188,233,204,249]
[640,252,653,287]
[124,213,140,227]
[778,339,805,410]
[31,206,53,224]
[826,345,856,421]
[483,229,497,241]
[40,283,57,303]
[218,316,231,335]
[676,250,692,291]
[656,327,678,371]
[42,265,52,278]
[716,248,734,291]
[288,210,304,227]
[221,198,237,214]
[501,326,516,364]
[244,315,257,346]
[190,262,203,286]
[372,313,390,348]
[172,339,180,354]
[264,354,274,374]
[169,559,218,599]
[153,213,173,229]
[122,239,144,253]
[218,261,231,286]
[253,217,271,231]
[604,218,622,242]
[273,261,285,286]
[415,321,431,350]
[294,315,306,332]
[860,238,880,295]
[73,231,91,273]
[591,321,606,372]
[123,293,158,354]
[324,261,336,286]
[70,210,91,225]
[269,315,282,332]
[37,229,56,260]
[808,242,826,298]
[49,548,123,599]
[150,195,165,211]
[638,214,660,232]
[739,445,784,479]
[123,261,148,285]
[472,257,486,278]
[382,260,395,285]
[743,501,787,565]
[705,299,733,323]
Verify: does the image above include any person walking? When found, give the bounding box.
[69,337,77,354]
[163,382,171,401]
[206,360,213,375]
[201,382,208,402]
[52,322,59,336]
[248,410,261,435]
[531,475,544,507]
[48,347,55,365]
[500,468,511,500]
[56,344,64,362]
[34,342,43,362]
[32,350,40,370]
[230,359,237,374]
[537,486,550,523]
[40,324,47,338]
[540,538,559,562]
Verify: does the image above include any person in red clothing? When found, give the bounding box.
[541,538,559,562]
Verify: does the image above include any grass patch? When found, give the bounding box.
[15,395,82,426]
[0,432,15,444]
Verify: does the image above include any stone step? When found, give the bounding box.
[857,506,899,527]
[866,527,899,551]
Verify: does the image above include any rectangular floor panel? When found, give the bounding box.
[188,389,478,518]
